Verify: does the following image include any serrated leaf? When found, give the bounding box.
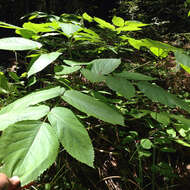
[0,37,42,50]
[0,86,65,114]
[0,105,49,130]
[48,107,94,167]
[112,16,124,27]
[0,121,59,186]
[106,76,135,99]
[137,81,190,113]
[81,68,106,82]
[114,71,155,80]
[91,59,121,75]
[28,52,62,77]
[62,90,124,126]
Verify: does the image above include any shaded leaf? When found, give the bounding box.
[62,90,124,126]
[106,76,135,99]
[81,68,105,82]
[114,71,155,80]
[137,81,190,113]
[91,59,121,75]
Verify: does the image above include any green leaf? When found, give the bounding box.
[82,13,93,22]
[175,139,190,147]
[150,112,170,125]
[64,60,91,66]
[106,76,135,99]
[150,47,168,58]
[62,90,124,126]
[59,23,81,37]
[48,107,94,167]
[114,71,155,80]
[125,20,149,27]
[0,105,49,130]
[91,59,121,75]
[175,51,190,73]
[166,128,176,138]
[0,37,42,50]
[140,139,153,149]
[112,16,124,27]
[137,81,190,113]
[28,52,62,77]
[0,86,65,114]
[0,21,21,29]
[0,121,59,186]
[54,65,81,75]
[94,17,115,30]
[22,22,59,33]
[81,69,106,82]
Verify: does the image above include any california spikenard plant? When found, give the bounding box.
[0,12,190,187]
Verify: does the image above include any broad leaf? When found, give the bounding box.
[140,139,153,149]
[114,71,155,80]
[137,81,190,113]
[91,59,121,75]
[175,51,190,73]
[0,105,49,130]
[112,16,124,27]
[0,86,65,114]
[54,65,81,75]
[59,23,81,37]
[106,76,135,99]
[0,121,59,186]
[48,107,94,167]
[81,68,106,82]
[62,90,124,126]
[28,52,62,77]
[64,60,92,66]
[94,17,115,30]
[0,37,42,50]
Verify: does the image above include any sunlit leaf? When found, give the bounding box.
[48,107,94,167]
[0,121,59,186]
[0,37,42,50]
[0,105,49,130]
[28,52,62,77]
[0,87,65,114]
[140,139,153,149]
[112,16,124,27]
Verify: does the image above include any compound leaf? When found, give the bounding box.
[48,107,94,167]
[62,90,124,126]
[0,121,59,186]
